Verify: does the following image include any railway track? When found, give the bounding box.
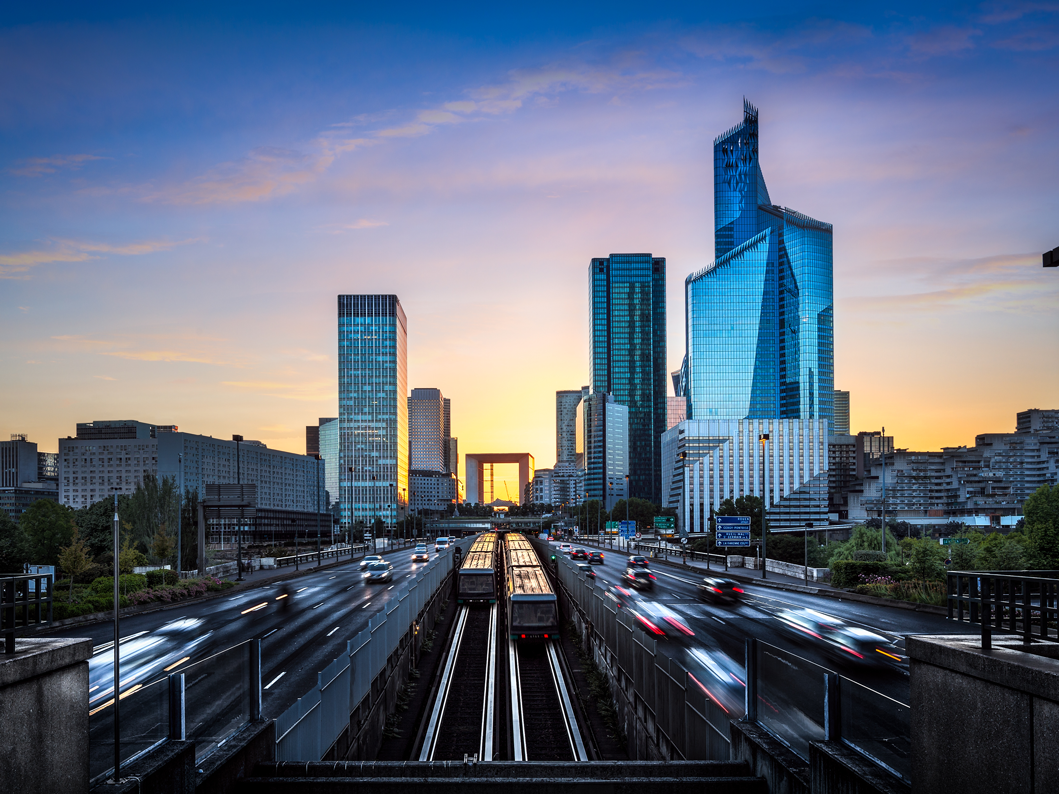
[509,639,588,761]
[419,604,498,761]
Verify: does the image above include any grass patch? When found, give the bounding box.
[565,620,627,752]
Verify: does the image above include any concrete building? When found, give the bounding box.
[1,435,59,522]
[408,470,457,514]
[662,418,830,532]
[556,389,584,466]
[583,393,629,511]
[833,390,850,435]
[1017,408,1059,434]
[58,420,323,512]
[408,388,448,473]
[338,295,408,531]
[827,434,856,520]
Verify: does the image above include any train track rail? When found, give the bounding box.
[419,604,497,761]
[509,639,588,762]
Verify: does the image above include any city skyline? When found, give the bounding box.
[2,4,1057,502]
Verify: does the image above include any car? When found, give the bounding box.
[558,543,573,555]
[628,555,650,568]
[621,567,656,590]
[434,537,450,552]
[682,644,746,717]
[570,548,588,560]
[604,586,695,640]
[547,535,555,541]
[363,561,394,583]
[587,550,605,564]
[359,554,383,570]
[411,544,429,562]
[774,607,902,666]
[576,563,597,579]
[697,577,744,604]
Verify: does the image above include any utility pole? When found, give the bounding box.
[759,433,769,580]
[110,486,122,783]
[233,435,243,581]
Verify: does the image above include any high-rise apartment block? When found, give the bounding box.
[338,295,408,530]
[664,101,834,529]
[833,390,850,435]
[583,393,629,511]
[589,254,666,504]
[1017,409,1059,434]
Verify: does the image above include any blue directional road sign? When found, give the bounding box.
[716,516,751,528]
[619,520,636,538]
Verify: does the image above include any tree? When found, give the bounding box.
[608,497,656,527]
[124,474,180,554]
[74,497,120,557]
[908,539,946,581]
[716,495,763,536]
[150,524,175,566]
[1024,484,1059,569]
[57,528,94,597]
[118,537,148,575]
[179,486,199,573]
[20,499,76,566]
[0,510,30,573]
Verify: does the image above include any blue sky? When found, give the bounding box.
[2,2,1057,475]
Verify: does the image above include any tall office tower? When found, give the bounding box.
[318,418,339,506]
[409,388,447,473]
[833,390,850,435]
[589,254,666,504]
[338,295,408,532]
[689,99,833,424]
[556,389,585,465]
[583,393,630,511]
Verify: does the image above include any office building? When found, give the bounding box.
[338,295,408,530]
[583,393,629,511]
[318,418,339,506]
[589,253,666,504]
[667,396,686,430]
[833,390,850,435]
[1,435,59,522]
[556,389,586,465]
[827,434,856,519]
[667,101,834,525]
[408,388,448,473]
[662,418,830,531]
[409,470,457,514]
[58,420,323,511]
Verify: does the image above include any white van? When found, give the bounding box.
[434,536,450,552]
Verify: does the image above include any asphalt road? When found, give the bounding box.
[57,545,451,781]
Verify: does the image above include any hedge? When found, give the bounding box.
[145,569,179,587]
[91,574,148,595]
[830,560,904,588]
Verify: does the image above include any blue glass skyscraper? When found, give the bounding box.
[338,295,408,534]
[687,100,834,424]
[589,253,666,505]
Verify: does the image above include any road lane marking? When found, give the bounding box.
[711,616,725,624]
[262,628,279,639]
[241,602,269,615]
[651,569,701,586]
[345,585,357,591]
[296,587,308,593]
[312,602,326,609]
[329,576,336,580]
[164,656,191,671]
[361,601,372,609]
[326,626,340,637]
[264,672,286,690]
[387,585,394,590]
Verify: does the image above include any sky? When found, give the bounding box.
[2,2,1057,500]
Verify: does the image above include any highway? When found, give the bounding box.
[54,545,445,781]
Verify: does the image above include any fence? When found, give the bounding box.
[947,570,1059,648]
[274,545,459,761]
[0,573,53,653]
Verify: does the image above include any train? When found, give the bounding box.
[456,531,499,605]
[503,532,559,640]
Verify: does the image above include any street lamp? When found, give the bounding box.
[177,452,183,579]
[348,466,355,547]
[804,522,812,584]
[389,483,395,548]
[109,485,123,783]
[868,429,888,555]
[625,474,630,553]
[233,435,243,582]
[312,454,321,567]
[759,433,769,580]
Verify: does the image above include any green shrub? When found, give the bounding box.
[830,560,903,588]
[852,550,888,562]
[144,569,178,587]
[90,574,147,596]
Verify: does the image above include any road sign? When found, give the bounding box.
[654,515,675,530]
[635,532,642,539]
[716,516,751,527]
[680,537,688,545]
[940,538,970,545]
[715,540,750,547]
[716,530,751,541]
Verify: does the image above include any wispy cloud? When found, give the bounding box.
[49,333,236,367]
[93,375,116,381]
[316,218,388,233]
[9,153,107,177]
[222,380,333,402]
[0,237,197,278]
[906,26,982,56]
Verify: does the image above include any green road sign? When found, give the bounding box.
[654,516,675,529]
[605,521,619,530]
[940,537,970,545]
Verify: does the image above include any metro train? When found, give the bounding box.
[456,531,499,605]
[503,532,559,640]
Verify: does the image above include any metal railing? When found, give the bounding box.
[1,573,53,653]
[947,570,1059,648]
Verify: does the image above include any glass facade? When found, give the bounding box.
[318,417,339,507]
[689,100,833,426]
[583,393,629,511]
[338,295,408,530]
[408,388,447,473]
[589,253,666,504]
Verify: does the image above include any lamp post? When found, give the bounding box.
[389,483,395,548]
[371,474,377,553]
[625,474,630,553]
[804,522,812,584]
[759,433,769,580]
[313,454,321,567]
[607,481,613,548]
[348,466,355,548]
[233,435,243,582]
[177,453,183,579]
[881,425,887,556]
[110,486,122,783]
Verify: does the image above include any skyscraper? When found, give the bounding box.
[833,390,850,435]
[408,388,447,473]
[556,389,585,465]
[583,393,630,511]
[338,295,408,532]
[688,99,833,424]
[589,254,666,504]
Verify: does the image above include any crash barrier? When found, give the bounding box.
[554,552,734,761]
[89,638,259,784]
[947,570,1059,648]
[744,637,910,783]
[0,573,53,653]
[274,543,366,569]
[275,545,463,761]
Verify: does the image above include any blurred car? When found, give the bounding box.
[683,644,746,717]
[576,562,597,579]
[587,550,605,564]
[627,555,650,568]
[604,586,695,640]
[558,543,573,555]
[547,535,555,541]
[620,567,657,591]
[775,607,902,666]
[571,548,588,560]
[434,537,450,552]
[359,554,383,570]
[697,577,744,604]
[363,561,395,583]
[411,544,429,562]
